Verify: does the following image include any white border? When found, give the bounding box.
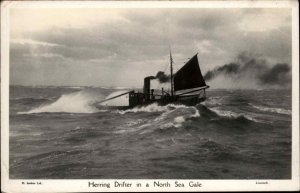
[1,1,299,192]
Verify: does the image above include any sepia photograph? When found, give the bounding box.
[1,0,299,192]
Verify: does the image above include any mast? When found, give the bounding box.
[169,47,174,97]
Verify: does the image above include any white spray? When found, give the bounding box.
[22,90,102,114]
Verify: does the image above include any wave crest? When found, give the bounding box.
[114,103,201,134]
[116,103,190,114]
[209,107,258,122]
[250,104,291,115]
[19,90,102,114]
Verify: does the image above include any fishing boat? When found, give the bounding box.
[95,52,209,110]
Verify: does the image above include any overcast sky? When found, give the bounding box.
[10,8,291,87]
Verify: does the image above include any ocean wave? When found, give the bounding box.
[202,97,224,106]
[114,103,201,134]
[115,103,175,114]
[64,86,83,89]
[162,115,188,129]
[155,105,200,129]
[116,103,193,114]
[114,119,150,134]
[209,107,258,122]
[125,119,145,127]
[117,103,200,129]
[19,90,102,114]
[250,104,291,115]
[200,140,241,161]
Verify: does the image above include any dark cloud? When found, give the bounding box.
[16,9,292,64]
[10,8,292,87]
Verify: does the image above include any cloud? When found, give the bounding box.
[9,8,292,87]
[238,9,291,32]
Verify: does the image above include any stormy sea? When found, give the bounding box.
[9,85,291,179]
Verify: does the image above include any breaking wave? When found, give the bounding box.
[155,105,200,129]
[209,107,258,122]
[113,103,201,134]
[19,90,102,114]
[250,104,291,115]
[116,103,195,114]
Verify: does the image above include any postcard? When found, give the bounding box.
[1,0,299,192]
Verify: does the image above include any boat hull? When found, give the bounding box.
[95,95,206,110]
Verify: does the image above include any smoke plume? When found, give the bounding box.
[204,52,291,89]
[155,71,170,83]
[258,63,290,85]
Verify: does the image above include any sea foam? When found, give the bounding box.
[209,107,258,122]
[115,103,201,133]
[250,104,291,115]
[117,103,193,114]
[19,90,101,114]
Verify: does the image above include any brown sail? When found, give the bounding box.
[173,54,207,91]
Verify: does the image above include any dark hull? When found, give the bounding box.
[94,104,131,111]
[96,95,206,110]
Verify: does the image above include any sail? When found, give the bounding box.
[173,54,207,91]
